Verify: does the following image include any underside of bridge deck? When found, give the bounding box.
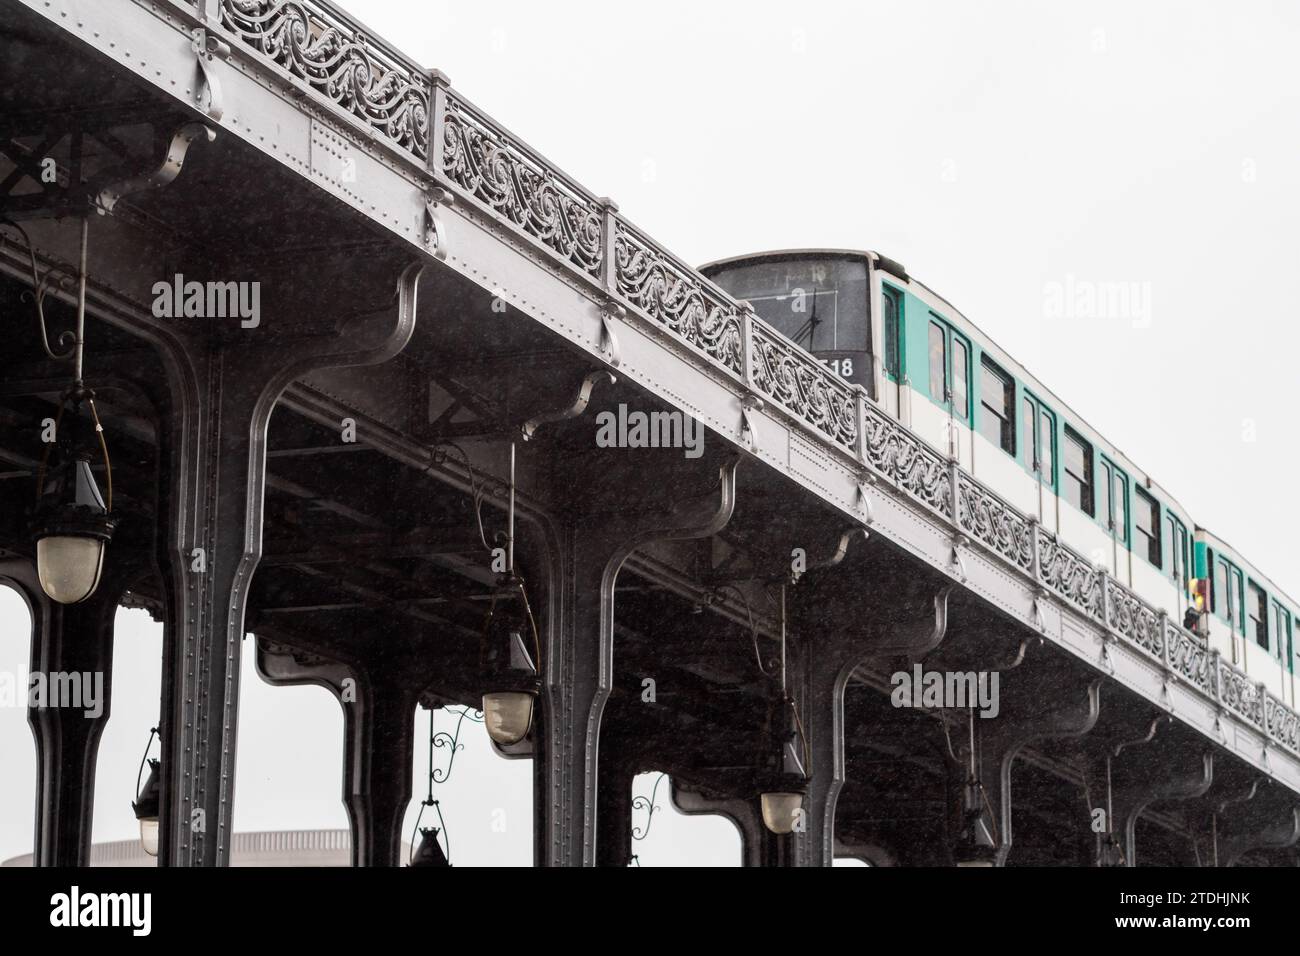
[0,0,1296,868]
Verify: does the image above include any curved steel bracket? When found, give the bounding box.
[424,187,454,260]
[807,527,869,575]
[600,298,625,368]
[1222,806,1300,867]
[1113,714,1170,758]
[190,28,231,122]
[993,678,1103,866]
[872,584,953,657]
[950,533,970,582]
[1217,778,1260,815]
[95,122,215,216]
[740,394,764,451]
[856,470,876,525]
[520,369,616,441]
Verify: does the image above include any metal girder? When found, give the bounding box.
[0,548,148,865]
[541,455,740,867]
[982,678,1103,867]
[152,261,423,866]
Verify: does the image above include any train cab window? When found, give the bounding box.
[978,358,1015,454]
[703,255,870,387]
[1133,488,1161,567]
[1248,582,1268,650]
[929,322,946,402]
[1062,427,1094,516]
[882,286,901,381]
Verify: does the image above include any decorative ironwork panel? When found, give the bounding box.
[612,223,743,374]
[441,96,603,275]
[1266,694,1300,753]
[220,0,431,160]
[1105,578,1162,659]
[863,405,950,513]
[1037,532,1103,619]
[1165,622,1212,695]
[749,323,857,448]
[955,475,1033,570]
[1218,662,1264,727]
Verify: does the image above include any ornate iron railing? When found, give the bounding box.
[212,0,1300,760]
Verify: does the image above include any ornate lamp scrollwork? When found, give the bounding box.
[408,704,483,867]
[631,772,668,843]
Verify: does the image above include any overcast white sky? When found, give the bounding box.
[2,0,1298,865]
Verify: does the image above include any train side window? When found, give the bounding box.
[1133,487,1161,568]
[1114,471,1127,541]
[1022,398,1035,469]
[952,337,969,421]
[882,287,901,381]
[1023,394,1055,487]
[1175,521,1189,590]
[1231,567,1245,632]
[1039,408,1055,487]
[1062,426,1094,516]
[978,358,1015,454]
[928,321,946,402]
[1248,582,1268,650]
[1279,606,1295,671]
[1213,560,1229,619]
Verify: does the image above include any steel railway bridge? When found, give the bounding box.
[0,0,1296,867]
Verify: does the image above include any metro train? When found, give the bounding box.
[699,250,1297,705]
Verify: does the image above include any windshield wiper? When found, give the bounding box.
[790,287,821,349]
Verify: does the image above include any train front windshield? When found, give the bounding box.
[704,256,871,389]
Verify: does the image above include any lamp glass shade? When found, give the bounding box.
[36,534,105,604]
[761,791,804,834]
[482,691,533,745]
[139,818,159,857]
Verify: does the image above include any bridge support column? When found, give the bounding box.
[1110,738,1213,867]
[793,584,952,867]
[977,678,1102,867]
[154,263,422,866]
[1,555,138,866]
[539,457,739,866]
[671,779,773,866]
[256,636,435,867]
[1219,801,1300,866]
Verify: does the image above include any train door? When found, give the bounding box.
[1021,393,1056,532]
[1097,458,1128,582]
[1278,604,1296,705]
[880,284,904,421]
[927,318,972,469]
[1214,556,1244,665]
[1166,513,1190,617]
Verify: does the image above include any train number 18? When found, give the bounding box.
[821,357,854,378]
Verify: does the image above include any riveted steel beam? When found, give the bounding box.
[541,455,740,866]
[152,261,423,866]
